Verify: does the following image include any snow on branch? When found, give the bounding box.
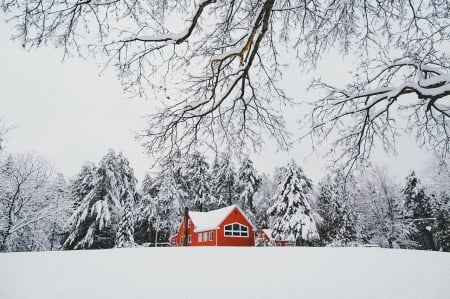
[2,0,450,164]
[304,61,450,171]
[119,0,216,45]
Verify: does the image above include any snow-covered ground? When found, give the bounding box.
[1,247,449,299]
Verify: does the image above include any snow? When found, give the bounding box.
[0,247,449,299]
[189,204,236,232]
[262,229,273,239]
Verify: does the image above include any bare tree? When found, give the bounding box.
[0,118,14,153]
[0,153,53,251]
[355,165,416,248]
[2,1,449,164]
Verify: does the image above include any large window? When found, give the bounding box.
[224,223,249,237]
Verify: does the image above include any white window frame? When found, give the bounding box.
[188,235,192,244]
[209,231,214,241]
[223,222,249,238]
[203,232,208,242]
[198,232,203,242]
[188,219,191,228]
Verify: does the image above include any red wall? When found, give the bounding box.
[170,207,255,247]
[216,207,255,246]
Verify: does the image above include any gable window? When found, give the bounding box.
[209,231,214,241]
[188,235,192,244]
[224,223,249,237]
[198,232,203,242]
[188,219,191,228]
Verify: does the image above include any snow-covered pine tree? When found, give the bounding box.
[134,173,159,245]
[433,194,450,251]
[317,171,357,246]
[115,153,137,248]
[210,153,237,208]
[267,160,319,246]
[254,173,277,228]
[140,162,187,245]
[45,173,72,251]
[141,172,160,198]
[69,162,97,209]
[63,150,137,249]
[238,158,261,223]
[183,151,211,211]
[401,171,435,250]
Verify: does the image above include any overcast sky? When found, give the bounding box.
[0,21,432,184]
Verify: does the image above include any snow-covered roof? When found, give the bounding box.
[262,229,274,240]
[189,205,254,233]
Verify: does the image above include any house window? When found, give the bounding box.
[203,232,207,241]
[188,219,191,228]
[224,223,249,237]
[198,232,203,242]
[209,231,214,241]
[188,235,192,244]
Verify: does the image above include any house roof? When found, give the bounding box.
[189,205,255,233]
[262,229,274,240]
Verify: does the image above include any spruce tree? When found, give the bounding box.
[210,153,237,207]
[238,158,261,222]
[402,171,435,250]
[254,173,277,228]
[114,152,137,248]
[433,192,450,251]
[63,150,137,249]
[183,151,211,211]
[317,171,357,246]
[268,160,319,245]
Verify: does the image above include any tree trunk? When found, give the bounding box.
[183,207,189,246]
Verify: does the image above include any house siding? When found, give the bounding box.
[170,206,255,247]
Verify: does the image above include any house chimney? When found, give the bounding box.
[183,207,189,246]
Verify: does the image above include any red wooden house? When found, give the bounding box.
[257,228,295,247]
[170,205,255,247]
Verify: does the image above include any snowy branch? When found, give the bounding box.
[304,60,450,171]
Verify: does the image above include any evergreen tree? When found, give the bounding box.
[210,153,237,207]
[238,158,261,223]
[69,162,96,209]
[134,173,159,245]
[183,151,211,211]
[433,192,450,252]
[63,150,137,249]
[254,173,277,228]
[115,153,137,248]
[46,173,72,251]
[317,171,357,246]
[267,160,319,245]
[141,172,160,198]
[401,171,435,250]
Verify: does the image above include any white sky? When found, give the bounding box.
[0,22,431,184]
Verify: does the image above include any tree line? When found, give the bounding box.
[1,142,449,252]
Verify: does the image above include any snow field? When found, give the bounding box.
[1,247,449,299]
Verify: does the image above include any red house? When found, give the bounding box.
[170,205,255,247]
[257,228,295,247]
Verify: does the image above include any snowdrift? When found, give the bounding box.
[1,247,449,299]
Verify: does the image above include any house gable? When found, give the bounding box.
[170,205,255,247]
